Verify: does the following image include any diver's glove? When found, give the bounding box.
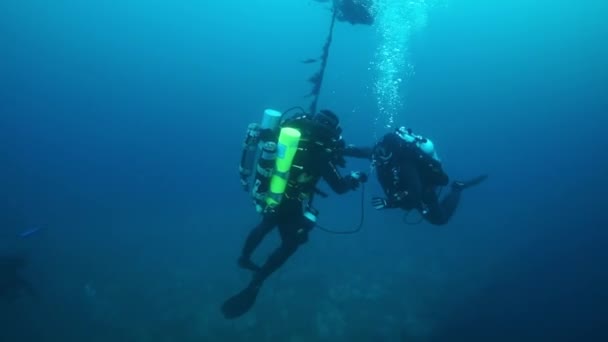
[372,192,406,209]
[371,197,390,210]
[351,171,368,183]
[346,171,368,190]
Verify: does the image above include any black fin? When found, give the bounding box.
[452,174,488,191]
[221,285,260,319]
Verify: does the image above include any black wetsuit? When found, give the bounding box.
[374,132,462,225]
[240,117,363,289]
[222,112,370,319]
[335,0,375,25]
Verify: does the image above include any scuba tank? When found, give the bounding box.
[238,108,305,213]
[396,126,441,162]
[260,109,282,131]
[240,109,304,213]
[251,141,277,213]
[239,123,261,191]
[395,126,446,186]
[265,127,301,209]
[238,109,282,191]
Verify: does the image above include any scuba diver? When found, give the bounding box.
[336,0,374,25]
[371,126,488,225]
[0,253,36,301]
[313,0,375,25]
[223,109,368,319]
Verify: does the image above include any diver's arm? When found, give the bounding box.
[372,167,403,209]
[322,161,361,194]
[343,144,373,159]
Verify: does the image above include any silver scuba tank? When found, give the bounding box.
[251,141,277,213]
[238,109,283,192]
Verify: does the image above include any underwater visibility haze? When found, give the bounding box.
[1,0,607,341]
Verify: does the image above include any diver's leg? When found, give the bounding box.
[424,174,489,225]
[249,202,312,288]
[249,236,299,289]
[221,202,310,319]
[221,235,298,320]
[238,214,277,271]
[423,187,461,225]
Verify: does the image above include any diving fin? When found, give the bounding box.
[221,284,261,319]
[452,174,488,191]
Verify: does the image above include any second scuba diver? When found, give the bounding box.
[371,126,487,225]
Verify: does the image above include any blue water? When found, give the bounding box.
[1,0,606,341]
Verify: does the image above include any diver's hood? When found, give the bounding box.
[283,113,342,146]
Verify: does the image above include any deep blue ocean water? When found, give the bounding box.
[1,0,607,341]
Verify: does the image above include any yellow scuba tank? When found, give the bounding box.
[265,127,302,208]
[239,109,304,212]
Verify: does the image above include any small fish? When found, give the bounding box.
[18,227,42,238]
[301,58,318,64]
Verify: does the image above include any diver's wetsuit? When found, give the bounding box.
[374,132,461,225]
[335,0,375,25]
[240,116,363,289]
[222,112,367,319]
